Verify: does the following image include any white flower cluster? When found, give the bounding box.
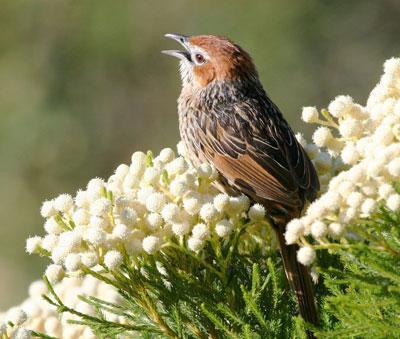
[294,132,344,194]
[28,145,267,278]
[289,57,400,266]
[0,276,123,339]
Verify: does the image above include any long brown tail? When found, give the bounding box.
[275,229,319,335]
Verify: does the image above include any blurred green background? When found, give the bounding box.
[1,0,399,308]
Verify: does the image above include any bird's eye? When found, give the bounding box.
[194,53,206,65]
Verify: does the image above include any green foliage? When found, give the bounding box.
[317,206,400,338]
[40,226,307,338]
[199,259,298,338]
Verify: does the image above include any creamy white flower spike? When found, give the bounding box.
[191,223,210,240]
[312,127,334,148]
[11,328,31,339]
[40,200,57,218]
[287,57,400,265]
[188,237,204,251]
[297,246,316,266]
[0,276,124,339]
[64,253,81,272]
[104,250,123,270]
[54,194,74,213]
[142,235,161,254]
[45,264,65,284]
[215,219,233,237]
[248,204,266,221]
[25,237,42,255]
[328,95,354,118]
[301,106,319,123]
[6,308,27,326]
[30,145,272,280]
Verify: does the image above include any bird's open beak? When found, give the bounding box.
[162,33,191,61]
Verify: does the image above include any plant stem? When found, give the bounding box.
[139,286,178,338]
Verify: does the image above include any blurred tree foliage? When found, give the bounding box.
[0,0,399,308]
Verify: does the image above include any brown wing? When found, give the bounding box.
[189,100,319,210]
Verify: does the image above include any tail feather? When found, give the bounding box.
[275,229,319,336]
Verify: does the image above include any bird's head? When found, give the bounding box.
[162,34,258,89]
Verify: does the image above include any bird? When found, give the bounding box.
[162,33,320,331]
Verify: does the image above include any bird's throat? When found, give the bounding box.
[180,77,265,114]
